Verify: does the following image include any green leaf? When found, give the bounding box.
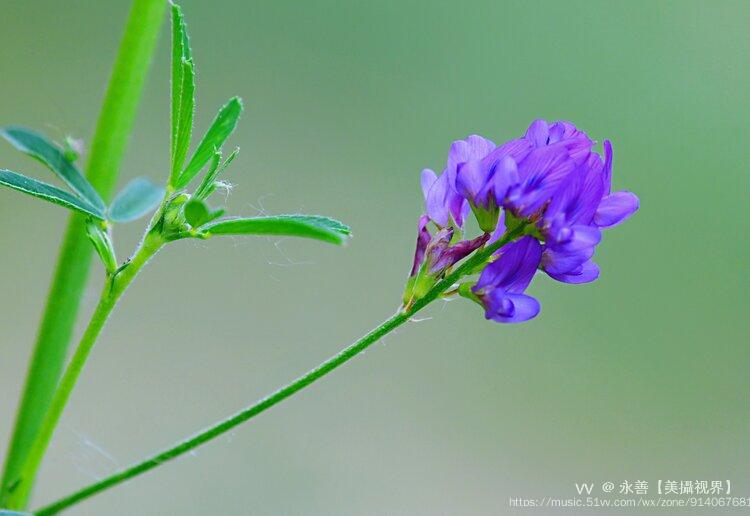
[0,126,105,211]
[205,207,226,224]
[176,97,243,189]
[170,3,192,167]
[0,169,105,219]
[108,177,165,223]
[85,220,118,274]
[192,150,221,200]
[203,214,351,245]
[193,147,239,200]
[183,198,210,228]
[171,58,195,181]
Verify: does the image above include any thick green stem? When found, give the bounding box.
[35,224,527,515]
[6,234,165,510]
[0,0,166,508]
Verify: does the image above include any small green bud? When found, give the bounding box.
[412,270,438,300]
[402,263,438,308]
[156,193,192,240]
[457,282,482,305]
[183,198,210,228]
[86,220,117,274]
[63,136,84,163]
[402,275,418,308]
[163,193,190,227]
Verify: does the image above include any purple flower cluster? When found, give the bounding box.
[405,119,639,323]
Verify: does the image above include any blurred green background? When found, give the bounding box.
[1,1,748,514]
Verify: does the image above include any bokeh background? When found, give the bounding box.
[1,1,748,514]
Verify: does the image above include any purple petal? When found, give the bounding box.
[516,142,573,184]
[542,174,580,228]
[548,121,586,143]
[525,119,550,148]
[455,195,471,227]
[421,168,438,201]
[423,226,454,272]
[547,122,566,144]
[553,122,595,163]
[447,135,496,174]
[410,214,431,276]
[547,260,600,284]
[540,224,599,275]
[601,140,613,194]
[429,233,489,273]
[554,225,602,251]
[424,172,450,227]
[527,120,594,163]
[446,189,469,227]
[594,191,639,228]
[542,150,606,229]
[484,291,541,323]
[476,236,541,293]
[455,160,489,204]
[573,153,606,223]
[541,245,594,275]
[491,156,519,204]
[487,211,506,246]
[482,138,533,169]
[564,135,595,165]
[510,144,576,216]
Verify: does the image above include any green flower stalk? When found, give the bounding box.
[34,222,529,516]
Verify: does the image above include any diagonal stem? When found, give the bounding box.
[4,233,165,510]
[0,0,167,508]
[34,223,527,515]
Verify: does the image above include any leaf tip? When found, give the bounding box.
[230,96,244,112]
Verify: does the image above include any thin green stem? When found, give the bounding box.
[0,0,166,508]
[6,234,165,509]
[35,223,527,516]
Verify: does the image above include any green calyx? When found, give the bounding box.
[457,282,482,305]
[402,265,439,309]
[505,211,543,240]
[469,201,500,233]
